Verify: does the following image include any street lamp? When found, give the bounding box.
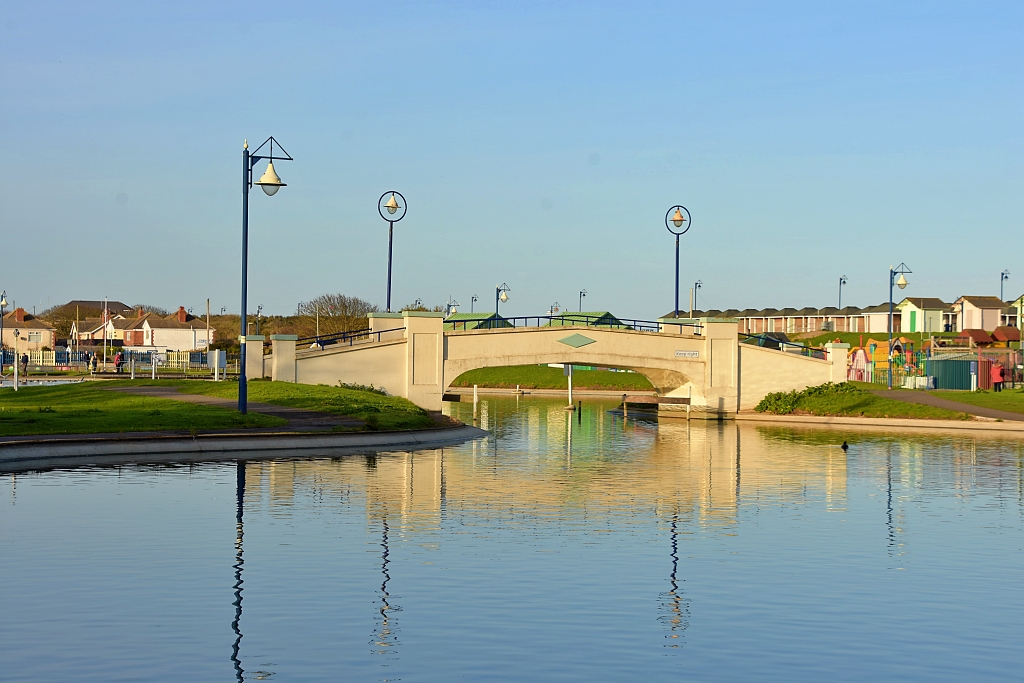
[1000,269,1010,301]
[495,283,510,324]
[888,263,911,390]
[579,289,587,312]
[838,275,848,310]
[470,295,478,314]
[0,291,6,371]
[378,191,408,313]
[691,280,702,317]
[240,136,293,414]
[664,205,692,318]
[12,328,19,391]
[446,297,460,317]
[549,301,561,315]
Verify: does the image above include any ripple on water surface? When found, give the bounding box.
[1,397,1022,682]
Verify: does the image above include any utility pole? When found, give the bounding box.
[206,299,211,352]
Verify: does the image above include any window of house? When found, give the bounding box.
[28,332,41,342]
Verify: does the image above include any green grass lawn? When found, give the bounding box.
[754,382,970,420]
[931,389,1024,415]
[175,380,435,430]
[449,365,654,391]
[0,382,283,436]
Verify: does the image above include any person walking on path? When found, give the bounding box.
[20,353,28,376]
[90,352,98,374]
[991,362,1004,393]
[114,351,123,374]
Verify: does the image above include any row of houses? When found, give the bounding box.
[666,295,1023,336]
[1,301,214,352]
[71,306,215,352]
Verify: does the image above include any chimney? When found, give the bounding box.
[177,306,187,323]
[137,307,144,318]
[14,307,25,323]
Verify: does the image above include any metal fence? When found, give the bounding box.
[1,349,241,374]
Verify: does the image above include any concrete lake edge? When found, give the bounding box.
[0,424,488,473]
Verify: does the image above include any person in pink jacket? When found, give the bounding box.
[991,362,1004,392]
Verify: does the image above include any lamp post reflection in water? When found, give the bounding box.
[374,515,400,656]
[231,461,246,683]
[659,513,690,646]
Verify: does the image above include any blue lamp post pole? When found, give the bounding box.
[240,137,293,414]
[887,263,911,390]
[378,191,407,313]
[664,206,691,318]
[0,291,6,370]
[1000,269,1010,301]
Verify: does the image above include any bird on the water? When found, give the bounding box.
[841,441,849,451]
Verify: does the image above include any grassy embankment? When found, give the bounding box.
[792,331,962,347]
[179,380,435,430]
[0,381,284,436]
[754,382,970,420]
[931,389,1024,415]
[449,365,654,391]
[0,379,435,436]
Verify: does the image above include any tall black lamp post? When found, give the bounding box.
[887,263,911,390]
[664,205,692,318]
[579,289,587,312]
[1000,269,1010,301]
[838,275,848,310]
[240,137,293,414]
[378,191,407,313]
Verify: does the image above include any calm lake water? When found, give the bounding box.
[1,397,1022,682]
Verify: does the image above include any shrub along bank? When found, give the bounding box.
[754,382,970,420]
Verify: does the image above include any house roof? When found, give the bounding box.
[140,311,214,330]
[958,328,993,343]
[992,326,1021,342]
[61,300,134,314]
[861,303,894,314]
[955,296,1007,309]
[1,310,55,330]
[443,312,513,330]
[898,297,950,310]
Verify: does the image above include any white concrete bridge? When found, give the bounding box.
[254,312,848,418]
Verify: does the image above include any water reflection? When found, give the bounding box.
[231,461,245,683]
[218,398,1023,679]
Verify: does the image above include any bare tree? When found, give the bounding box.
[296,294,379,335]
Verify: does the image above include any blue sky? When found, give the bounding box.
[2,1,1021,319]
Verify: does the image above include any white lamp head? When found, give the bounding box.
[499,291,509,303]
[255,161,286,196]
[384,193,400,214]
[896,273,908,289]
[671,208,686,228]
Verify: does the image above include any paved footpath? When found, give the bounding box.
[104,385,366,431]
[870,390,1024,422]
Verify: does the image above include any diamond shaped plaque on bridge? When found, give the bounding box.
[557,333,596,348]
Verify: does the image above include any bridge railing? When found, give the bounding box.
[739,333,827,360]
[296,327,405,350]
[445,314,702,334]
